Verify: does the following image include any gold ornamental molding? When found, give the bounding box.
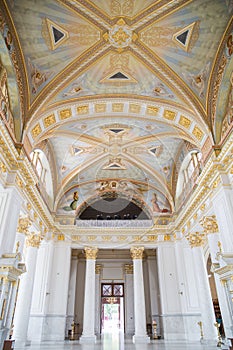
[17,216,32,235]
[84,247,98,260]
[124,264,133,274]
[95,264,102,274]
[186,232,206,248]
[130,246,144,259]
[104,18,138,53]
[26,232,42,248]
[176,132,233,233]
[200,215,219,234]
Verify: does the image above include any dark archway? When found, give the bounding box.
[77,193,151,220]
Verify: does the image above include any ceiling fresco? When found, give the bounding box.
[52,51,182,105]
[88,0,158,19]
[0,0,232,221]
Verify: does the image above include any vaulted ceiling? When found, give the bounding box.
[0,0,232,221]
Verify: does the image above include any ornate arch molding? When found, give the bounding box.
[75,190,153,220]
[0,3,29,138]
[207,17,233,144]
[27,97,210,149]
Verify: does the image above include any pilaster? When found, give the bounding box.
[95,264,102,335]
[124,264,134,335]
[187,232,217,343]
[130,247,150,343]
[0,187,22,256]
[12,233,41,346]
[79,247,98,343]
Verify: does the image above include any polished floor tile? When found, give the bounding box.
[13,331,227,350]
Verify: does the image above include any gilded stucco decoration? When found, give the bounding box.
[26,232,42,248]
[186,232,206,248]
[17,217,32,235]
[104,18,138,52]
[0,0,232,245]
[200,215,219,234]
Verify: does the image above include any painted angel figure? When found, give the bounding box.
[28,58,52,94]
[63,191,79,211]
[183,62,210,98]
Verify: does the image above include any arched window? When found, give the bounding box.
[30,149,54,208]
[176,150,202,208]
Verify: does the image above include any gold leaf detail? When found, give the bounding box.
[163,110,176,120]
[31,124,42,139]
[147,106,159,116]
[43,114,56,128]
[95,104,106,113]
[129,104,140,113]
[192,126,204,141]
[59,109,72,120]
[179,116,191,128]
[77,105,89,114]
[112,103,124,112]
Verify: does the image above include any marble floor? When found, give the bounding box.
[13,331,228,350]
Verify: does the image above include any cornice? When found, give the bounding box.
[0,121,55,232]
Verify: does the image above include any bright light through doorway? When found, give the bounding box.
[102,298,124,332]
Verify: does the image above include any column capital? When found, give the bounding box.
[124,264,133,274]
[95,264,102,274]
[84,247,98,260]
[26,233,41,248]
[186,232,206,248]
[200,215,219,234]
[130,246,144,259]
[17,216,32,234]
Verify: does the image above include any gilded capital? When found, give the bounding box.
[186,232,206,248]
[17,216,32,234]
[130,246,144,259]
[200,215,219,234]
[85,247,98,260]
[26,233,41,248]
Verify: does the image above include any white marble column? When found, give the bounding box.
[80,247,98,343]
[130,247,150,343]
[0,188,22,256]
[95,264,101,335]
[12,233,41,346]
[201,215,233,339]
[187,232,217,342]
[212,175,233,252]
[66,252,78,338]
[147,252,161,335]
[124,264,134,335]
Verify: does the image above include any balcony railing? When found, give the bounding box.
[75,219,154,228]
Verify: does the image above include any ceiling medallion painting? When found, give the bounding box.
[104,18,138,52]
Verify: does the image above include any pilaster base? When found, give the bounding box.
[14,339,31,347]
[132,335,150,343]
[79,334,96,343]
